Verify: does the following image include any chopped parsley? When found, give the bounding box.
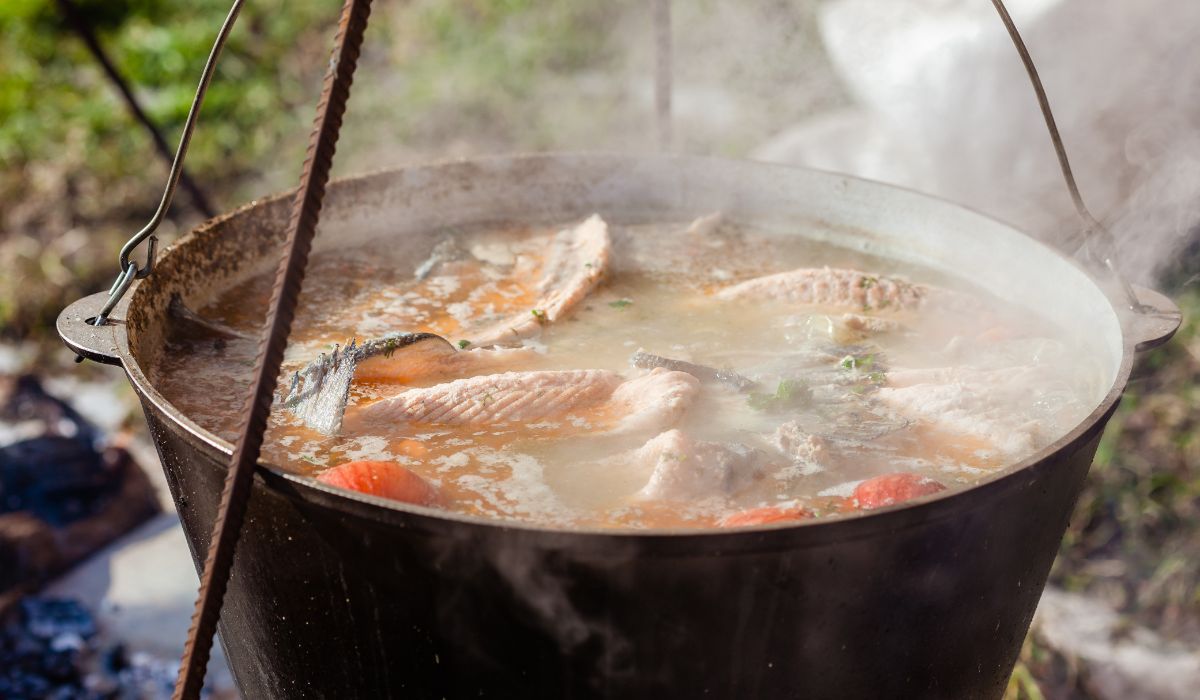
[383,337,400,358]
[531,308,548,324]
[457,339,472,349]
[747,379,812,412]
[608,298,633,309]
[837,353,887,394]
[840,353,876,371]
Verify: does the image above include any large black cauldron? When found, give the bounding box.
[59,154,1180,699]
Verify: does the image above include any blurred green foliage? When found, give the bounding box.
[375,0,619,152]
[1054,285,1200,640]
[0,0,333,181]
[0,0,623,338]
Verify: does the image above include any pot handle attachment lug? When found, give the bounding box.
[57,292,124,366]
[1127,285,1182,353]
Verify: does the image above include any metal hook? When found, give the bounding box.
[91,262,138,326]
[133,235,158,279]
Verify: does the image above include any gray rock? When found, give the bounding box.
[1034,587,1200,700]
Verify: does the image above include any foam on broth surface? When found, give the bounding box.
[151,218,1107,529]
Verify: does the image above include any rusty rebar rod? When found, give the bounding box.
[55,0,216,219]
[172,0,374,697]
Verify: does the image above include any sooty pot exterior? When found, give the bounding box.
[145,399,1109,699]
[60,154,1174,699]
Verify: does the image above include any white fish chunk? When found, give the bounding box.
[633,429,769,502]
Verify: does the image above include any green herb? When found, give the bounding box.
[531,308,548,324]
[860,275,878,289]
[867,371,886,385]
[746,392,775,411]
[840,353,876,371]
[747,379,812,412]
[457,339,472,349]
[383,337,399,359]
[584,262,594,269]
[608,298,633,309]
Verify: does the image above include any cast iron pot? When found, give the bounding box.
[59,153,1181,699]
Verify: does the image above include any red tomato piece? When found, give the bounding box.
[853,473,946,509]
[316,460,442,506]
[719,504,813,527]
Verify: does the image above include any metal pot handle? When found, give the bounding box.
[1126,285,1183,352]
[58,292,124,366]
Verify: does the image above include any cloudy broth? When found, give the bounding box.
[153,218,1105,529]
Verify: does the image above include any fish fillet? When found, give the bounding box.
[346,367,697,433]
[353,345,540,385]
[716,267,927,312]
[470,215,611,347]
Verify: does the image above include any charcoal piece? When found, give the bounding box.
[0,598,96,698]
[0,375,99,448]
[1,375,160,618]
[1,437,116,525]
[20,598,98,642]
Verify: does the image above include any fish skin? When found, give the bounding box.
[629,350,755,392]
[470,214,611,347]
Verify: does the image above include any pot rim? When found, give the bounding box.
[107,151,1141,540]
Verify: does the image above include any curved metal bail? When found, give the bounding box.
[87,0,245,330]
[989,0,1144,311]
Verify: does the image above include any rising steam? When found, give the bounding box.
[753,0,1200,286]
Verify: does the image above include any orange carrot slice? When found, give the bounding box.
[853,473,946,509]
[317,460,441,506]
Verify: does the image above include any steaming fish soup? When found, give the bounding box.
[153,215,1104,529]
